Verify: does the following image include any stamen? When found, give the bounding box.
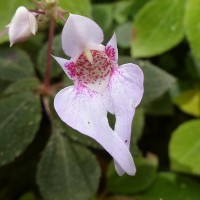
[84,48,93,64]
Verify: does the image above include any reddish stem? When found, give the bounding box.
[44,18,55,91]
[29,9,45,15]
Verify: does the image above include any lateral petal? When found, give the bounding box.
[54,84,136,175]
[53,56,77,80]
[104,63,144,175]
[62,14,104,58]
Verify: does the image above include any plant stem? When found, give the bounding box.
[44,18,55,91]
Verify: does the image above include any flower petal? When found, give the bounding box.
[54,84,136,175]
[103,63,144,175]
[28,12,38,35]
[62,14,104,58]
[53,56,77,80]
[105,33,118,63]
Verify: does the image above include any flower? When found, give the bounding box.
[1,6,38,46]
[53,14,144,176]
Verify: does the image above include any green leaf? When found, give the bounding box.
[59,0,91,17]
[0,92,41,166]
[107,157,157,194]
[116,22,132,48]
[131,108,144,145]
[144,92,174,116]
[37,129,100,200]
[38,34,65,78]
[113,1,134,24]
[169,119,200,175]
[173,89,200,117]
[133,172,200,200]
[185,0,200,63]
[92,4,113,31]
[0,0,33,44]
[4,77,41,95]
[105,196,133,200]
[132,0,186,58]
[0,48,34,81]
[119,57,176,105]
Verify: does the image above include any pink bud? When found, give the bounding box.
[8,6,38,46]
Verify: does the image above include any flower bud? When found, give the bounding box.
[8,6,38,46]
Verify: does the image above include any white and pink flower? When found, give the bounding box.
[53,14,144,176]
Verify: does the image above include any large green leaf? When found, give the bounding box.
[169,119,200,175]
[0,48,34,81]
[132,0,186,58]
[134,172,200,200]
[0,92,41,166]
[0,0,33,44]
[59,0,91,17]
[185,0,200,63]
[37,129,100,200]
[119,57,176,105]
[107,157,157,194]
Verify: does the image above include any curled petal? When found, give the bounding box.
[103,64,144,175]
[54,85,136,175]
[105,33,118,63]
[62,14,104,58]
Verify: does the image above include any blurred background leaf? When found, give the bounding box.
[169,119,200,175]
[132,0,186,58]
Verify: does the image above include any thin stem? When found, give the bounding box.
[44,18,55,91]
[29,9,45,15]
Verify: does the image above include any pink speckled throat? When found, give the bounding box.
[65,50,113,86]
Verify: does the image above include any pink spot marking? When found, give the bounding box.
[65,62,76,78]
[105,45,116,62]
[75,83,96,97]
[75,50,112,85]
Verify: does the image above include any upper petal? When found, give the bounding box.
[62,14,104,58]
[54,84,136,175]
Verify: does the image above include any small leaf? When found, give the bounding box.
[0,92,41,166]
[92,4,113,31]
[173,89,200,117]
[37,129,100,200]
[116,22,132,48]
[107,157,157,194]
[185,0,200,63]
[59,0,91,17]
[169,119,200,175]
[132,0,186,58]
[133,172,200,200]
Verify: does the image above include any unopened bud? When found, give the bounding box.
[8,6,38,46]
